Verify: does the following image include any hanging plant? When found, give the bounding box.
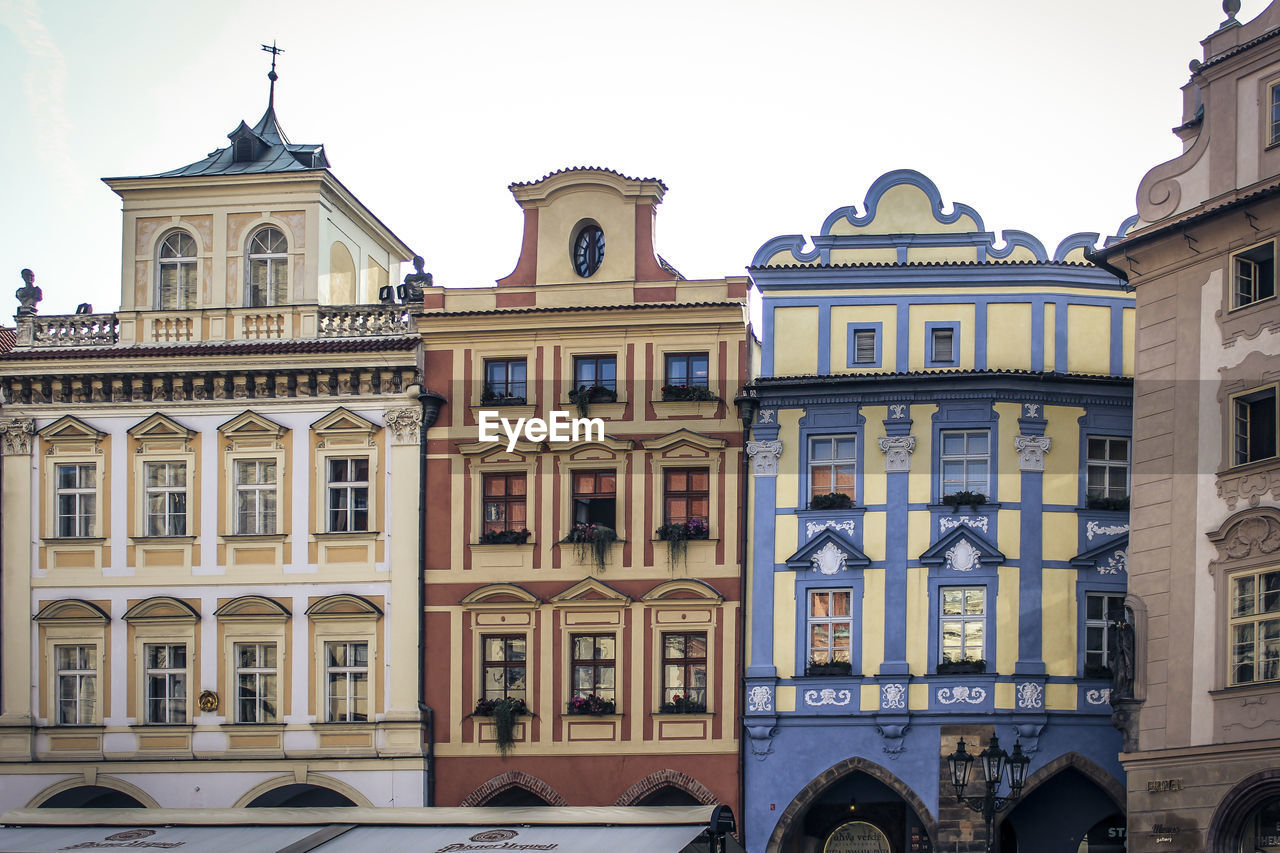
[478,528,531,545]
[655,518,709,569]
[1085,495,1129,512]
[568,384,617,417]
[941,491,987,512]
[660,384,717,402]
[561,523,619,573]
[659,694,707,714]
[566,694,616,716]
[471,697,531,756]
[808,492,854,510]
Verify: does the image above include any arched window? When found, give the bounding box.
[157,231,197,310]
[247,227,288,307]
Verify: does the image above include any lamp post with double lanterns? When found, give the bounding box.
[946,735,1030,853]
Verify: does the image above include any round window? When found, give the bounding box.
[573,224,605,278]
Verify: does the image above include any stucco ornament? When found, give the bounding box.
[1023,403,1040,418]
[804,688,852,707]
[806,519,856,539]
[1014,434,1052,472]
[937,686,986,705]
[1097,550,1127,575]
[1218,469,1280,509]
[746,440,783,477]
[1086,521,1128,541]
[878,435,916,472]
[1015,682,1044,709]
[811,541,849,575]
[747,685,773,713]
[944,538,981,573]
[1086,688,1111,705]
[757,409,775,424]
[0,418,35,455]
[1220,515,1280,560]
[881,683,906,710]
[889,404,907,419]
[198,690,219,713]
[939,515,988,534]
[385,407,423,445]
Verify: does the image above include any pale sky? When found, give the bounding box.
[0,0,1262,316]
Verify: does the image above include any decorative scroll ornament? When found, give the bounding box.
[1086,688,1111,705]
[945,538,981,573]
[747,685,773,713]
[746,440,783,477]
[878,435,916,472]
[805,688,852,707]
[881,683,906,710]
[1098,550,1127,575]
[1014,434,1052,472]
[385,407,423,446]
[1016,682,1044,709]
[1217,515,1280,561]
[937,685,987,705]
[0,418,35,456]
[1218,469,1280,509]
[940,515,989,534]
[1086,521,1128,541]
[811,541,849,575]
[806,519,856,539]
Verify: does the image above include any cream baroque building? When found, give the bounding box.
[0,84,430,810]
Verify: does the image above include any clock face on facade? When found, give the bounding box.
[573,224,605,277]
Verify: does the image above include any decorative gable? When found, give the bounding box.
[641,578,724,602]
[123,596,200,622]
[219,410,288,443]
[312,407,378,447]
[461,584,541,608]
[214,595,291,619]
[34,599,110,623]
[38,416,105,444]
[784,527,871,575]
[305,593,383,618]
[551,577,631,606]
[919,527,1004,573]
[1070,533,1129,577]
[127,413,195,452]
[642,429,728,454]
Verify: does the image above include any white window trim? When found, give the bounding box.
[806,589,854,666]
[939,586,987,664]
[54,644,98,726]
[939,429,990,498]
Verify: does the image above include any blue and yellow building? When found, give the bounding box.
[741,171,1134,852]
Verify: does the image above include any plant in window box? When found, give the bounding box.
[561,522,619,573]
[659,694,707,714]
[1085,495,1129,512]
[471,697,531,756]
[655,517,710,569]
[1083,662,1113,680]
[805,658,854,677]
[480,382,526,407]
[478,528,531,545]
[660,384,717,403]
[941,491,987,512]
[566,694,616,716]
[936,658,987,675]
[808,492,855,511]
[568,384,617,417]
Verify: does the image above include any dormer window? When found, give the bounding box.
[234,136,255,163]
[157,231,197,310]
[247,227,288,307]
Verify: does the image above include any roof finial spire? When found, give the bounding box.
[261,41,284,109]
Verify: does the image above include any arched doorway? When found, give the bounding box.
[999,766,1124,852]
[245,784,356,807]
[637,786,702,807]
[1206,769,1280,852]
[480,787,551,807]
[38,786,146,809]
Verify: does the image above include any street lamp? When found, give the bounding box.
[946,735,1029,853]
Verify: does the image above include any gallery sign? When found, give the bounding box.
[823,821,891,853]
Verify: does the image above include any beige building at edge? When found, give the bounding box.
[1093,3,1280,850]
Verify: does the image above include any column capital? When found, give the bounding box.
[877,434,916,472]
[0,418,35,456]
[746,439,783,477]
[1014,434,1052,472]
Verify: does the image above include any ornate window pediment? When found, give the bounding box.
[461,584,541,608]
[919,527,1004,573]
[127,413,195,451]
[123,596,200,622]
[304,594,383,619]
[784,528,871,575]
[1070,533,1129,577]
[1209,507,1280,569]
[34,599,110,623]
[213,595,291,619]
[550,577,631,606]
[641,578,724,603]
[219,410,288,441]
[311,407,378,439]
[39,416,105,444]
[641,429,728,454]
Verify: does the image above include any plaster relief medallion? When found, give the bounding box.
[944,538,981,573]
[1085,688,1111,705]
[804,688,852,707]
[881,683,906,710]
[811,541,849,575]
[806,520,856,539]
[1086,521,1128,541]
[1015,682,1044,710]
[939,515,988,534]
[1223,515,1280,560]
[1098,550,1127,575]
[1218,469,1280,510]
[747,685,773,713]
[198,690,219,713]
[936,686,986,705]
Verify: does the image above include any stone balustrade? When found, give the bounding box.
[18,314,119,347]
[318,305,411,337]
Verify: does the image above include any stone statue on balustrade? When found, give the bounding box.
[16,269,42,316]
[397,255,431,303]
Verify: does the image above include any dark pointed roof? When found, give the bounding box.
[137,103,329,178]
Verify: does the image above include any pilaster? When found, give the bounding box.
[0,417,35,759]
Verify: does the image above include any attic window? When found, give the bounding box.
[233,137,255,163]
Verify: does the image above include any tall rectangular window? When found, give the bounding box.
[663,468,709,526]
[572,470,616,528]
[327,457,369,532]
[931,327,956,364]
[483,473,527,534]
[808,590,852,669]
[664,353,709,388]
[573,356,617,392]
[662,633,707,708]
[482,636,527,701]
[570,634,615,702]
[809,436,856,503]
[55,645,96,725]
[144,462,187,536]
[1234,242,1276,309]
[939,430,989,497]
[853,329,877,365]
[144,643,187,724]
[1271,82,1280,145]
[1231,570,1280,686]
[484,359,527,402]
[235,642,278,723]
[235,460,277,535]
[325,641,369,722]
[1234,388,1278,466]
[1086,437,1130,501]
[55,463,96,537]
[1084,592,1126,676]
[940,587,985,665]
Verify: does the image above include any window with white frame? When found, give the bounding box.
[234,642,278,723]
[1084,592,1126,677]
[55,463,96,537]
[570,634,615,703]
[234,459,277,535]
[939,430,989,497]
[325,641,369,721]
[1233,387,1278,466]
[326,457,369,532]
[1233,241,1276,310]
[809,436,856,504]
[807,589,852,671]
[246,227,288,307]
[157,231,197,310]
[482,635,527,701]
[1086,437,1130,502]
[1230,568,1280,686]
[940,587,985,665]
[144,461,187,536]
[144,643,187,723]
[55,645,97,725]
[661,632,707,710]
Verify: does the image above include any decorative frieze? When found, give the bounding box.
[940,515,988,534]
[936,685,986,705]
[1013,434,1052,472]
[747,685,773,713]
[1086,520,1128,541]
[747,440,783,477]
[804,688,852,707]
[878,435,915,472]
[806,519,856,539]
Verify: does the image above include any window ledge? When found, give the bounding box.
[219,722,286,729]
[928,503,1001,512]
[564,713,624,719]
[652,537,719,544]
[128,723,195,730]
[1209,682,1280,699]
[471,542,535,548]
[470,403,534,416]
[129,535,197,544]
[313,720,375,727]
[221,533,288,542]
[42,723,104,730]
[1218,456,1280,477]
[41,537,107,544]
[311,530,380,539]
[1226,293,1277,314]
[651,711,714,717]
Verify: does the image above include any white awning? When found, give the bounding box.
[0,823,330,851]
